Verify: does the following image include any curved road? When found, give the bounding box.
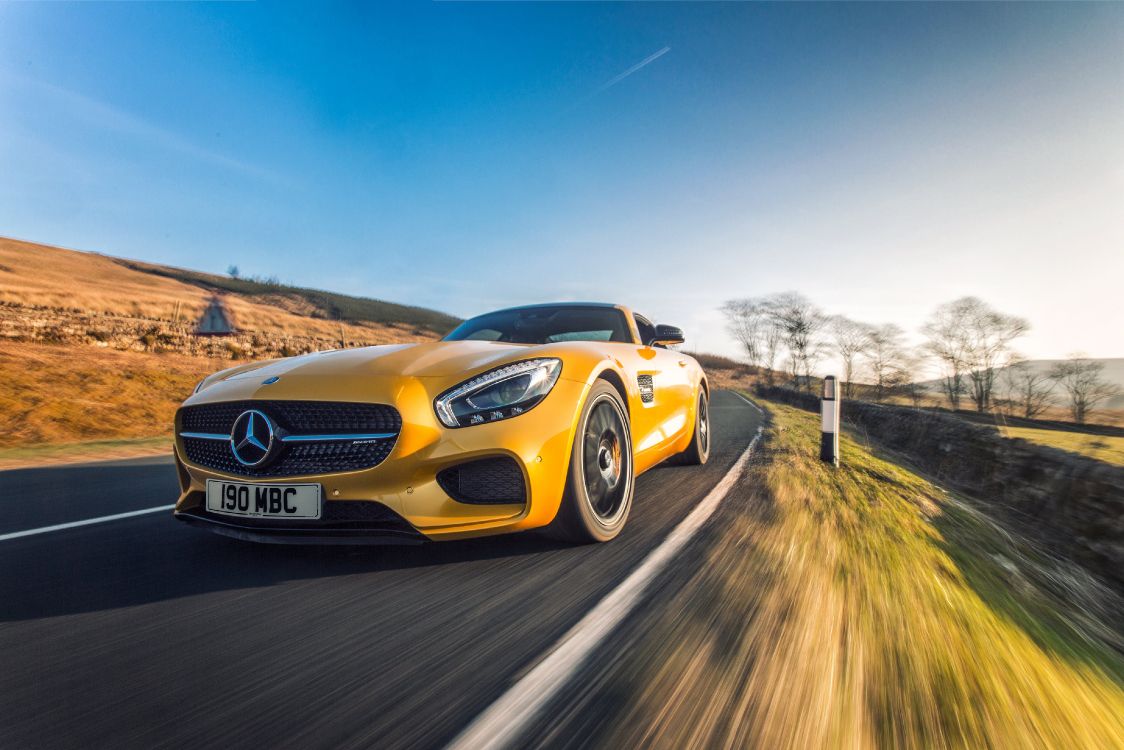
[0,391,762,749]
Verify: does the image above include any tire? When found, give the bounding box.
[546,381,635,543]
[677,389,711,466]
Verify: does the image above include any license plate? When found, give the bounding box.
[206,480,321,519]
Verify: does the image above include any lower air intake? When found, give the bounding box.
[437,457,526,505]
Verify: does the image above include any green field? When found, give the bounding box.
[999,425,1124,466]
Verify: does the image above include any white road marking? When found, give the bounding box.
[447,424,764,750]
[0,505,175,542]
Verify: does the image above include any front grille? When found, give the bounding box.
[182,437,396,477]
[437,457,526,505]
[178,400,400,477]
[180,401,401,435]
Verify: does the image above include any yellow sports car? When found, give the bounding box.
[173,303,709,544]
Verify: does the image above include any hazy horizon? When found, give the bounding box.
[2,2,1121,364]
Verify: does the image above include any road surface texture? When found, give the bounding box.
[0,390,763,749]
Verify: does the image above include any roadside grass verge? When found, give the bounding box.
[0,342,209,449]
[582,397,1124,749]
[0,436,170,470]
[997,424,1124,466]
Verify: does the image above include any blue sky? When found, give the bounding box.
[1,1,1121,362]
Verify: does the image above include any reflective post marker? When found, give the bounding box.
[821,375,840,466]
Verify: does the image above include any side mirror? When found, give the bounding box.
[651,324,685,346]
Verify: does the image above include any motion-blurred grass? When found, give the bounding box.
[0,436,171,470]
[998,424,1124,466]
[582,398,1124,749]
[0,342,209,449]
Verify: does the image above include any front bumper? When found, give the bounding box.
[172,375,589,542]
[174,502,426,545]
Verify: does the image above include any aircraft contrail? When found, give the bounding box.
[597,46,671,92]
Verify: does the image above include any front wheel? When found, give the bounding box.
[546,381,634,543]
[677,390,711,466]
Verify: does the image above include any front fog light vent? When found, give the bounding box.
[437,458,526,505]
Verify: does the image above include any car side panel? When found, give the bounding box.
[585,345,698,475]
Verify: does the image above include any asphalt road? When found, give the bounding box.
[0,391,763,750]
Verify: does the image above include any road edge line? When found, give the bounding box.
[447,424,764,750]
[0,505,176,542]
[729,389,766,416]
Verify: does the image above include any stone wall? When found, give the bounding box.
[756,385,1124,592]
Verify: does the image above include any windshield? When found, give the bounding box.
[443,306,634,345]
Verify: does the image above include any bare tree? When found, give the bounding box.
[829,315,872,399]
[958,297,1029,412]
[769,292,825,390]
[720,299,768,369]
[922,298,975,410]
[863,323,908,402]
[759,299,784,384]
[1003,361,1054,419]
[720,297,787,383]
[898,349,929,408]
[1049,355,1120,424]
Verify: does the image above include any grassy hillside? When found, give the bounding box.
[0,342,213,465]
[0,236,462,464]
[115,256,460,334]
[0,236,459,337]
[582,398,1124,748]
[920,358,1124,411]
[998,424,1124,466]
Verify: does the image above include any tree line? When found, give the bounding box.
[721,293,1119,424]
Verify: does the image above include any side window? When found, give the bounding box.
[634,314,656,346]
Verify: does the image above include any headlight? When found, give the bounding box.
[434,358,562,428]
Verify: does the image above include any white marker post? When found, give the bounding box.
[821,375,840,466]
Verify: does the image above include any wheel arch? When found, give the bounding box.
[594,367,630,414]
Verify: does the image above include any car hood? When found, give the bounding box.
[218,341,538,383]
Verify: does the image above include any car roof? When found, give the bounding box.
[455,302,644,345]
[480,301,628,315]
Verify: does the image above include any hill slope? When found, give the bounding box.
[922,358,1124,410]
[0,236,463,462]
[0,236,459,337]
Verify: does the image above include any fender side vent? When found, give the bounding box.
[637,374,655,403]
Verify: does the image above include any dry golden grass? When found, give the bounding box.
[0,237,203,317]
[0,237,445,460]
[0,437,172,471]
[0,236,436,343]
[577,398,1124,749]
[0,342,213,449]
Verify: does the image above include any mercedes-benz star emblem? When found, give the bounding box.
[230,409,275,466]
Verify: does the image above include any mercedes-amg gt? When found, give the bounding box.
[172,303,709,544]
